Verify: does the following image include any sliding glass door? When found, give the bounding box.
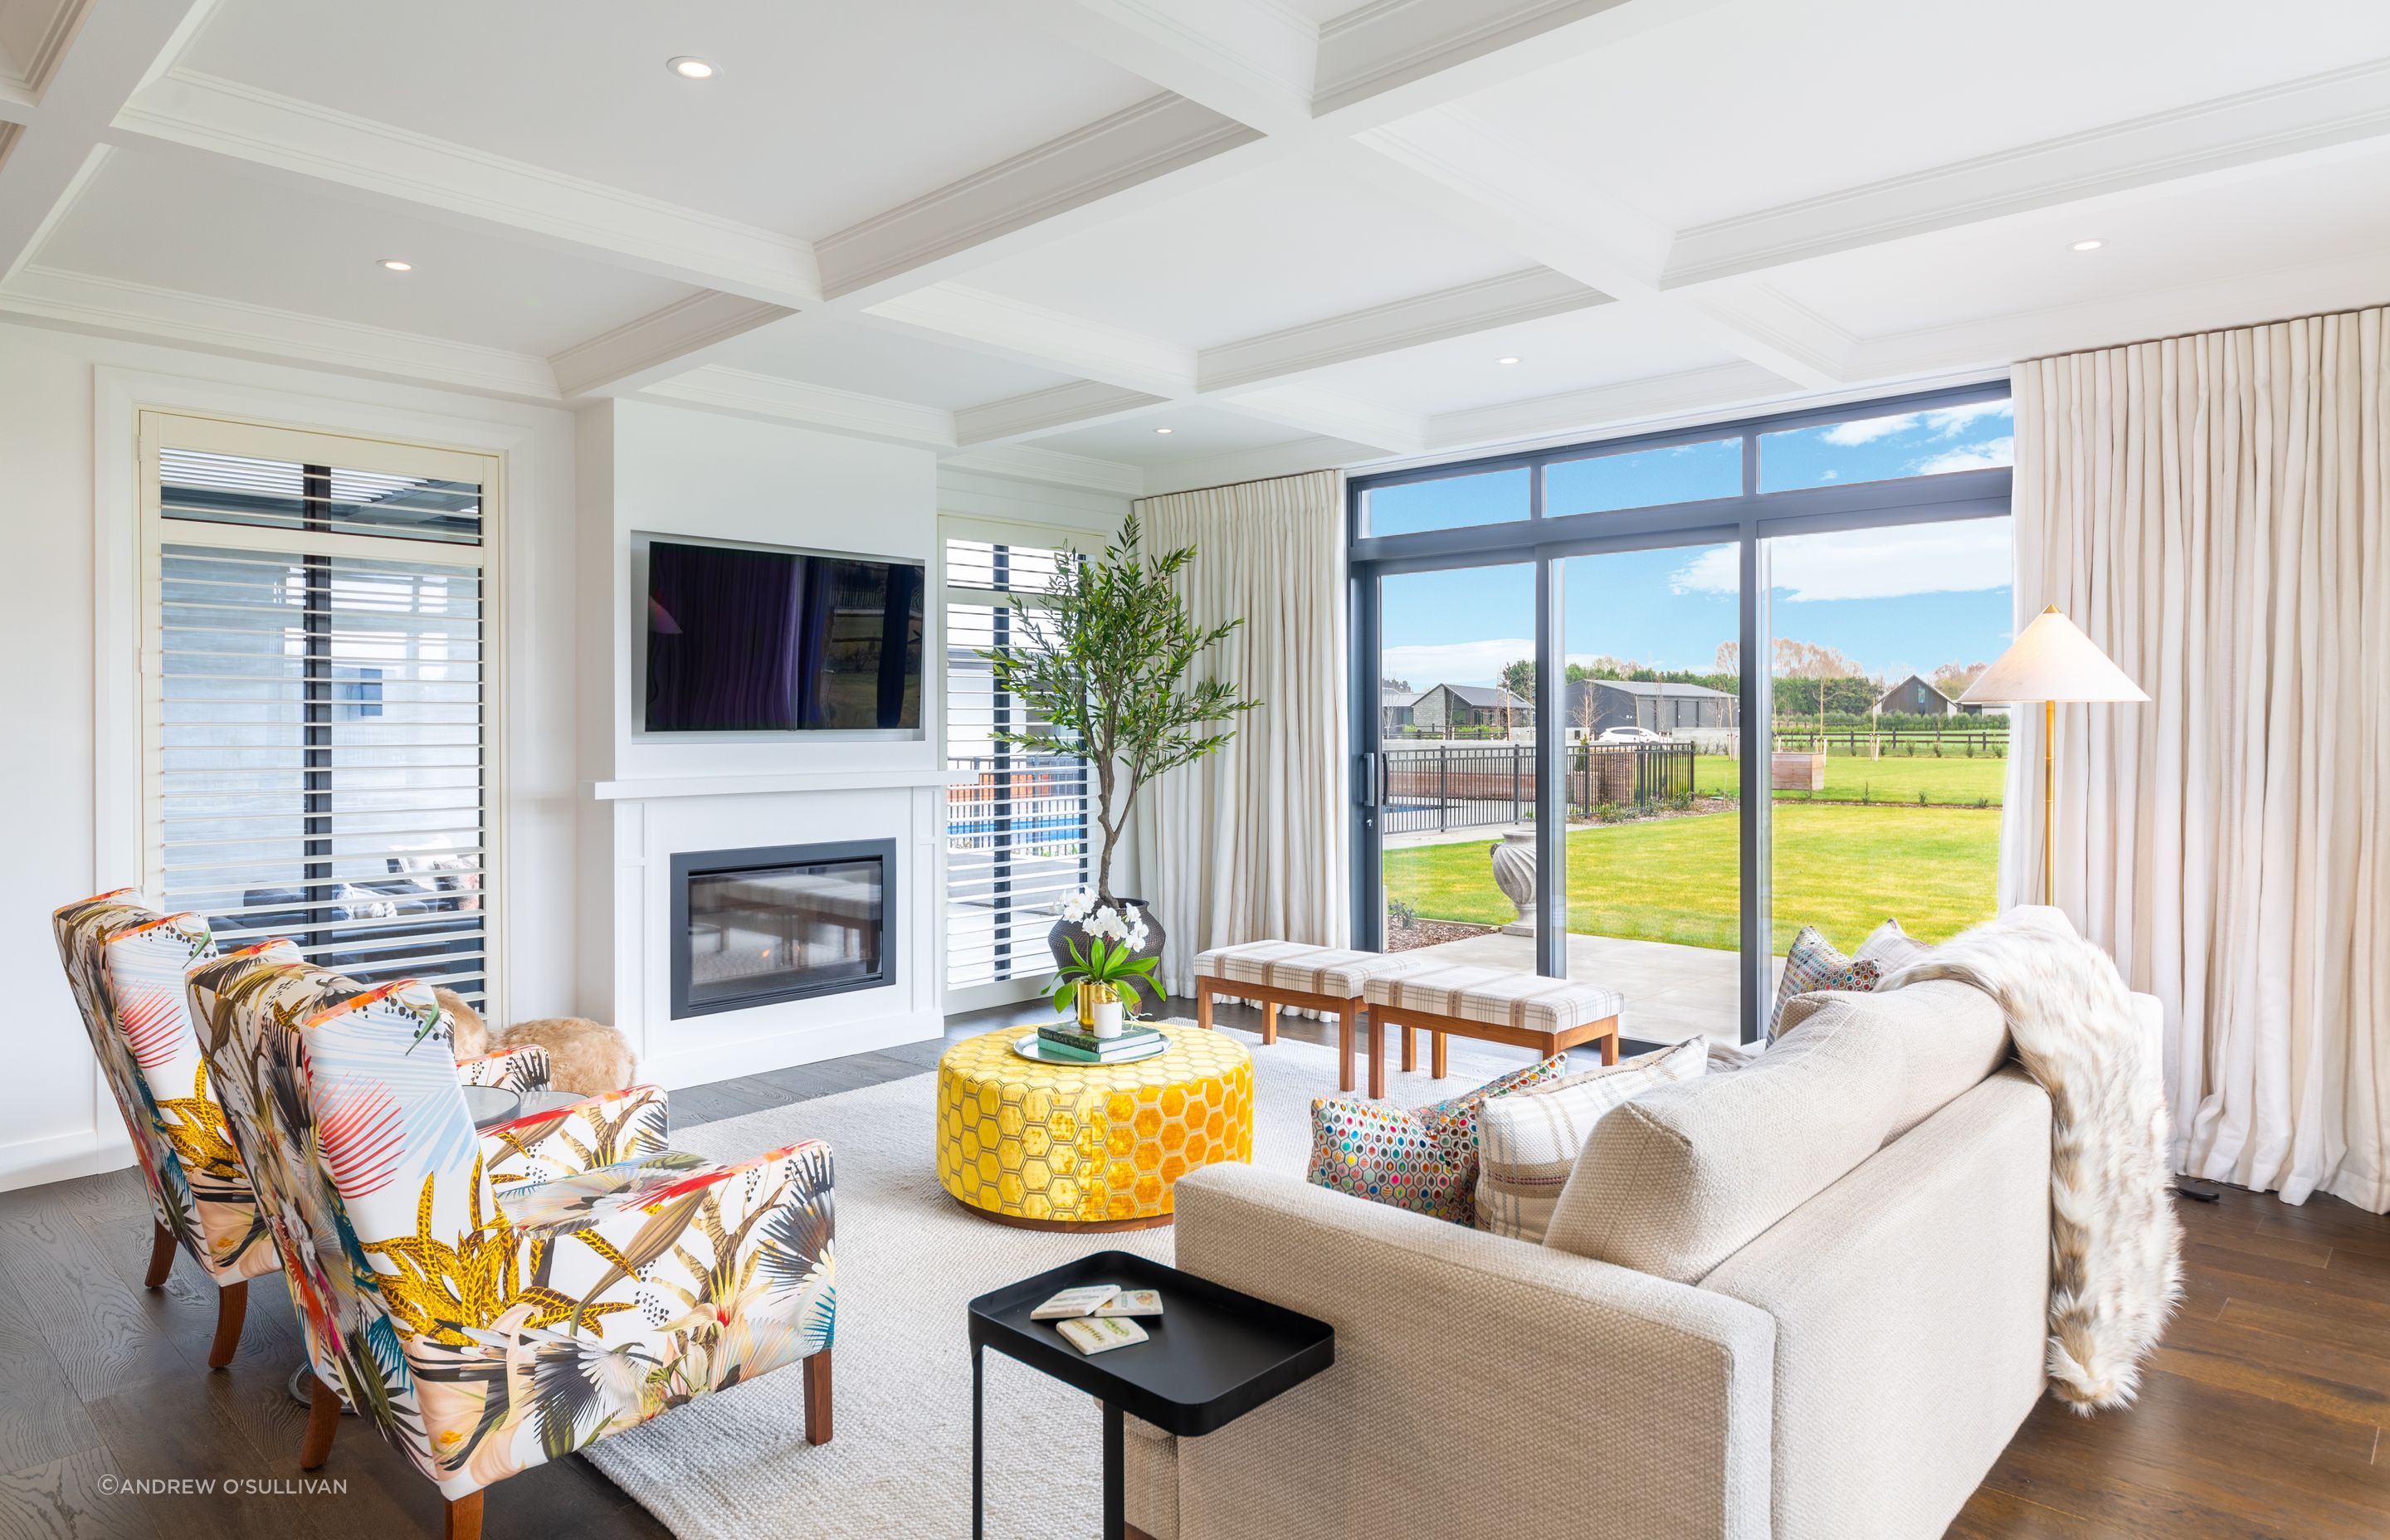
[1349,386,2016,1045]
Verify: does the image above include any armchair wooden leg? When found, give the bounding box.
[143,1221,177,1289]
[300,1376,342,1469]
[1261,1001,1279,1045]
[445,1492,483,1540]
[803,1348,833,1445]
[1195,987,1213,1032]
[206,1280,247,1368]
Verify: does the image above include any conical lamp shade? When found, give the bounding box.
[1961,607,2149,704]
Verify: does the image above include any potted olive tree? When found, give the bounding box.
[978,512,1256,1007]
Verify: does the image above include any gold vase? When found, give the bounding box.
[1075,981,1119,1027]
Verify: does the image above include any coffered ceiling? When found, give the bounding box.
[2,0,2386,495]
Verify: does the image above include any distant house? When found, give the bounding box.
[1381,687,1420,736]
[1412,682,1529,733]
[1563,678,1734,737]
[1874,674,1981,717]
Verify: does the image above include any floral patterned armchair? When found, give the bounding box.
[183,954,836,1540]
[51,889,601,1377]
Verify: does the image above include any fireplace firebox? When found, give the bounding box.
[669,839,895,1018]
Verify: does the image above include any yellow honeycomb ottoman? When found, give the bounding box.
[935,1021,1254,1231]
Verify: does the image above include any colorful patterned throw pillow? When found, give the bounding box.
[1307,1055,1568,1224]
[1767,925,1883,1039]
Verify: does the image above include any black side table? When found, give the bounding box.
[968,1250,1334,1540]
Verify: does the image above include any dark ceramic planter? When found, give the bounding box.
[1047,899,1166,1010]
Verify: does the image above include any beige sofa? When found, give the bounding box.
[1127,976,2102,1540]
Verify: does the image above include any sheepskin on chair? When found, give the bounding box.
[495,1016,637,1097]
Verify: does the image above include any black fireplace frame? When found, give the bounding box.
[668,837,898,1019]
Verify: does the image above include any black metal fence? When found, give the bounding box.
[1380,742,1695,836]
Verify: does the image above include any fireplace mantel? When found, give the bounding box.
[591,768,970,801]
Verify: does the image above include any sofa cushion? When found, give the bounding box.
[1773,978,2009,1137]
[1306,1055,1568,1224]
[1767,926,1883,1037]
[1543,1011,1905,1283]
[1477,1038,1707,1242]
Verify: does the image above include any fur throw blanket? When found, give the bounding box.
[1888,908,2183,1411]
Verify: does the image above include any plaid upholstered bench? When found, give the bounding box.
[1363,963,1623,1081]
[1192,942,1431,1099]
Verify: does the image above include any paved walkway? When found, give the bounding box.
[1404,929,1785,1046]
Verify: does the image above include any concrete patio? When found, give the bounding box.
[1405,929,1785,1047]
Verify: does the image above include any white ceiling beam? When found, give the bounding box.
[1198,266,1607,392]
[109,70,824,306]
[0,0,194,280]
[0,0,96,119]
[551,291,795,400]
[862,280,1196,397]
[637,366,956,450]
[1003,0,1315,136]
[943,441,1146,497]
[0,261,560,397]
[1422,359,1788,453]
[1665,56,2390,290]
[955,379,1169,447]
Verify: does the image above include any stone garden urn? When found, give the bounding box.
[1490,829,1537,937]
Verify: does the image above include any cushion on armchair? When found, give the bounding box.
[1306,1055,1568,1224]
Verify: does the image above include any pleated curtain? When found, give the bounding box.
[2011,307,2390,1210]
[1129,470,1349,995]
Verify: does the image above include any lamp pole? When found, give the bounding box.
[2043,697,2056,907]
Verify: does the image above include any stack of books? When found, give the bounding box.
[1031,1284,1165,1355]
[1037,1021,1161,1062]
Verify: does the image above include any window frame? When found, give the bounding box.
[134,408,507,1006]
[935,516,1100,1009]
[1347,382,2014,1045]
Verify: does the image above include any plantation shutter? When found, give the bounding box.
[942,534,1089,992]
[142,414,500,1006]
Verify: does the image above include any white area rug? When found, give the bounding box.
[585,1030,1465,1539]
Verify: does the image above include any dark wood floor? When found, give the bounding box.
[3,995,2383,1539]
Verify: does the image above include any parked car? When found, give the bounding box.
[1596,725,1667,744]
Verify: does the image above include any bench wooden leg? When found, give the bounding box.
[1431,1031,1447,1081]
[1600,1019,1620,1066]
[1401,1020,1416,1073]
[1367,1011,1386,1100]
[1261,1001,1279,1045]
[1196,986,1213,1032]
[1338,1003,1355,1094]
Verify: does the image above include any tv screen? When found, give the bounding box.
[644,539,924,733]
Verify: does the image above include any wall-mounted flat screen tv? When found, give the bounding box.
[644,539,924,733]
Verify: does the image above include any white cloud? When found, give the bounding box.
[1920,401,2013,437]
[1381,639,1534,689]
[1821,412,1917,446]
[1910,436,2012,475]
[1671,522,2012,603]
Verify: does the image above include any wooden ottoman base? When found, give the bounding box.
[1196,977,1385,1099]
[1383,1009,1622,1080]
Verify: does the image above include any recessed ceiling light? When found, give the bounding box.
[377,258,413,272]
[2071,238,2105,252]
[1154,426,1173,435]
[1498,356,1521,364]
[668,56,717,80]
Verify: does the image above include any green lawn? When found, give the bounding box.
[1386,803,1999,955]
[1691,753,2006,807]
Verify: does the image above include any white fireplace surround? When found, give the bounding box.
[590,769,959,1089]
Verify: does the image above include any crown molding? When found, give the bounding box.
[1199,266,1607,392]
[0,0,94,100]
[1314,0,1726,127]
[637,365,955,448]
[941,441,1146,496]
[111,70,824,305]
[0,263,560,398]
[1211,381,1423,452]
[1004,0,1316,135]
[0,118,19,170]
[1665,56,2390,290]
[815,93,1260,303]
[551,291,797,400]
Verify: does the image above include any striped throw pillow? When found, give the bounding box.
[1476,1038,1709,1242]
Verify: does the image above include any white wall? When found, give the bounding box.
[0,319,580,1191]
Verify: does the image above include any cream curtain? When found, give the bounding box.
[2011,307,2390,1210]
[1129,470,1349,995]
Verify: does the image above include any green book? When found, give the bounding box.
[1039,1021,1159,1055]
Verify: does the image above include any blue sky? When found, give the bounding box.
[1373,403,2017,690]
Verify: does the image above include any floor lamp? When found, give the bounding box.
[1959,606,2149,906]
